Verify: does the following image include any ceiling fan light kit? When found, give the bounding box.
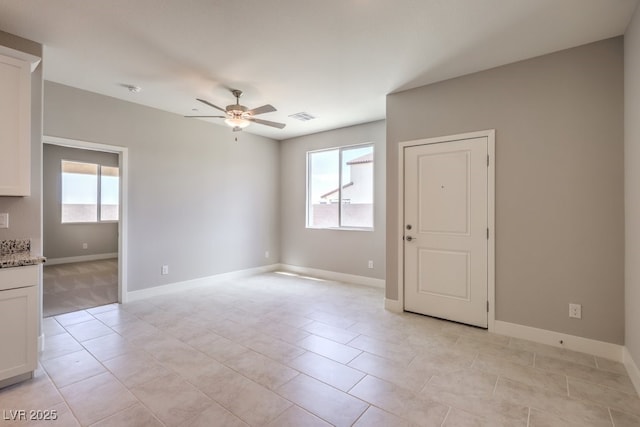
[186,89,285,132]
[224,117,250,128]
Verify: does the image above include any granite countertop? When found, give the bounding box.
[0,239,46,268]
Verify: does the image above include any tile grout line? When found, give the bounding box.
[532,352,536,368]
[180,337,321,424]
[608,407,615,426]
[72,330,160,426]
[439,406,452,427]
[40,350,143,427]
[346,372,368,394]
[563,374,640,421]
[85,401,142,427]
[348,404,371,426]
[491,374,499,396]
[54,311,174,426]
[28,365,82,426]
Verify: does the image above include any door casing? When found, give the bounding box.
[43,135,129,304]
[397,129,495,331]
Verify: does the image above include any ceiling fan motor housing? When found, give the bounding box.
[226,104,249,118]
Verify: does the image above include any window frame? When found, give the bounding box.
[99,165,120,222]
[61,159,120,224]
[305,143,374,231]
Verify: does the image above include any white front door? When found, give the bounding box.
[403,136,489,328]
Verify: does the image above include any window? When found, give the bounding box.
[307,144,374,229]
[61,160,119,223]
[100,166,120,221]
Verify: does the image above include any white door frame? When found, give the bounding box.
[397,129,496,330]
[43,135,129,304]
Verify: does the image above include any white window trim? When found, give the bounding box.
[306,142,374,231]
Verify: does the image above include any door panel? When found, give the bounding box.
[418,151,469,235]
[404,137,488,327]
[418,248,469,299]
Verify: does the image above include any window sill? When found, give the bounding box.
[306,226,374,232]
[61,221,119,225]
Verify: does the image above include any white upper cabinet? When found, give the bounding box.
[0,53,31,196]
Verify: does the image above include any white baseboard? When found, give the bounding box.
[384,298,403,312]
[126,264,280,302]
[277,264,385,289]
[623,347,640,396]
[493,320,624,362]
[382,305,623,362]
[46,253,118,266]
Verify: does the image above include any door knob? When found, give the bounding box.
[406,236,414,242]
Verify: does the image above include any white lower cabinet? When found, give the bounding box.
[0,266,38,387]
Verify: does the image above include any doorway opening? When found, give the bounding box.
[42,136,128,316]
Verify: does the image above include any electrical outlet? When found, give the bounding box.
[368,260,374,269]
[265,251,269,259]
[569,303,582,319]
[82,243,88,249]
[161,265,169,275]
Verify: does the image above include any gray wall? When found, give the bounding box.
[387,38,624,344]
[0,31,43,256]
[44,81,280,292]
[625,4,640,369]
[43,144,119,259]
[280,121,386,280]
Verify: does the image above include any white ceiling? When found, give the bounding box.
[0,0,637,140]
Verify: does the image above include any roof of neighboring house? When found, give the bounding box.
[320,182,354,199]
[346,152,373,165]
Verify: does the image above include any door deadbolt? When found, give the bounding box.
[406,224,412,230]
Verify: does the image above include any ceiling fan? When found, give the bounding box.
[186,89,286,132]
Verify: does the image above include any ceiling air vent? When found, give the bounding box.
[289,112,316,122]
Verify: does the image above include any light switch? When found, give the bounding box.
[0,213,8,229]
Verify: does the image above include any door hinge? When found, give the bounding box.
[486,227,489,239]
[487,301,489,312]
[487,155,490,167]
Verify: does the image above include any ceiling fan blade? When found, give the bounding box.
[196,98,227,113]
[247,104,276,116]
[248,117,286,129]
[184,115,226,118]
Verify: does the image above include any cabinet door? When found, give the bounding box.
[0,285,37,381]
[0,54,31,196]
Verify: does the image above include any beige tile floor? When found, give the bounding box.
[1,272,639,426]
